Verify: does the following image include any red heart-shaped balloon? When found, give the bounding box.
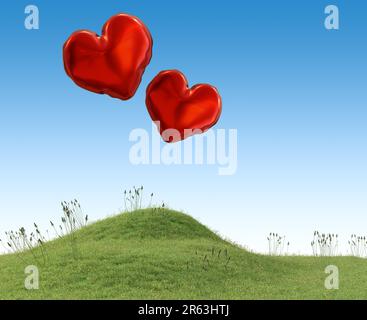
[63,14,153,100]
[146,70,222,142]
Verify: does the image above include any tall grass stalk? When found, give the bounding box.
[311,231,338,256]
[267,233,289,256]
[349,235,367,258]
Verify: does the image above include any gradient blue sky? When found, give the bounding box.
[0,1,366,253]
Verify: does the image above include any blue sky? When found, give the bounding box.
[0,0,366,253]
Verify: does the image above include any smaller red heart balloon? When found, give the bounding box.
[63,13,153,100]
[146,70,222,143]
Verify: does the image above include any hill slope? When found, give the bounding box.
[0,208,366,299]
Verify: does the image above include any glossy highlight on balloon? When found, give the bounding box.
[146,70,222,143]
[63,13,153,100]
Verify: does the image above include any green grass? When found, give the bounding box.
[0,208,366,299]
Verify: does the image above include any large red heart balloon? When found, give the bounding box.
[146,70,222,143]
[63,14,153,100]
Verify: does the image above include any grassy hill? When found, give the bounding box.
[0,208,366,299]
